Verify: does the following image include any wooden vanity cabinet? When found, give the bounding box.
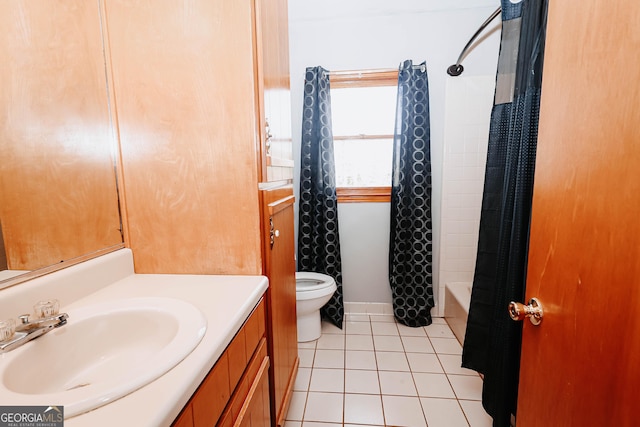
[172,298,269,427]
[260,187,298,426]
[173,405,194,427]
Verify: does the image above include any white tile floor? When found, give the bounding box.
[284,314,493,427]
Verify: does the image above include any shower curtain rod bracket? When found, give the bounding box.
[447,64,464,77]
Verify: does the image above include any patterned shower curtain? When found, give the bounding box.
[297,66,344,328]
[462,1,548,425]
[389,60,433,327]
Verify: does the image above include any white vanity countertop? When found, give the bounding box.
[60,273,268,427]
[0,249,269,426]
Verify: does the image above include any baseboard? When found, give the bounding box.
[344,302,394,316]
[344,301,445,320]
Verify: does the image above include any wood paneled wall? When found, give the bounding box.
[0,2,122,271]
[104,0,263,274]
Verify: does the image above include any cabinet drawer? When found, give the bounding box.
[178,298,267,427]
[227,298,266,391]
[237,355,270,427]
[192,352,231,425]
[218,337,269,427]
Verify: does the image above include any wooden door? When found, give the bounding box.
[253,0,294,183]
[261,186,298,426]
[516,1,640,425]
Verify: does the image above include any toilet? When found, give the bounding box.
[295,272,337,342]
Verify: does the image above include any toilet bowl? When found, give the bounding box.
[296,272,337,342]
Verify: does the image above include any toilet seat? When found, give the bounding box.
[295,272,336,301]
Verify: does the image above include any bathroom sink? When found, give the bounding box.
[0,297,207,418]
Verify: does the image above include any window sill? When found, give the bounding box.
[336,187,391,203]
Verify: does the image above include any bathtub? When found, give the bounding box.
[444,282,472,345]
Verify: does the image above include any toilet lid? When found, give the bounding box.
[296,272,335,291]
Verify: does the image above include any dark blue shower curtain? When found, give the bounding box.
[462,1,548,426]
[297,66,344,328]
[389,60,434,327]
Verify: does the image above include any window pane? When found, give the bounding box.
[334,138,393,187]
[331,86,396,136]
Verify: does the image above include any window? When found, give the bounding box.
[329,70,398,202]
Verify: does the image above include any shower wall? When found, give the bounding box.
[289,1,501,316]
[438,76,496,312]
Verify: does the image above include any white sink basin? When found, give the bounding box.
[0,297,207,418]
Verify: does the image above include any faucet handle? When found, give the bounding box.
[33,299,60,318]
[0,319,16,342]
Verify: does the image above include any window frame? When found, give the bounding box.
[329,69,398,203]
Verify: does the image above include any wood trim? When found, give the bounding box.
[276,357,299,427]
[336,187,391,203]
[261,184,292,201]
[0,224,7,271]
[267,195,295,216]
[0,244,125,291]
[329,69,398,88]
[252,0,267,183]
[99,0,130,250]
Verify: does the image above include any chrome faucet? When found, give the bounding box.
[0,300,68,354]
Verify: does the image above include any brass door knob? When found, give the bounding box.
[508,298,543,325]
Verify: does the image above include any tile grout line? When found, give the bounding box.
[370,316,389,427]
[428,325,474,427]
[301,338,317,424]
[342,320,347,425]
[293,315,485,427]
[441,328,481,425]
[403,319,435,426]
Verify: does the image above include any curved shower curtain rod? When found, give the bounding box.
[447,6,501,76]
